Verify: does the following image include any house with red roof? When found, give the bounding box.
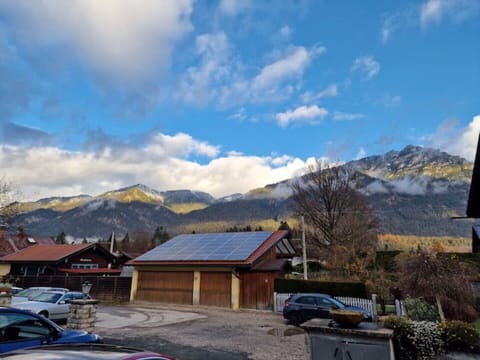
[128,230,297,310]
[0,225,56,258]
[0,243,123,277]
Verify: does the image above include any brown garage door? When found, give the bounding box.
[136,271,193,305]
[200,272,231,307]
[240,272,274,310]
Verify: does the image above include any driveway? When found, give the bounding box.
[94,304,308,360]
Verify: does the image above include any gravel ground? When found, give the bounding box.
[95,304,309,360]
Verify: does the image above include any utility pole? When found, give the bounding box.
[301,216,308,280]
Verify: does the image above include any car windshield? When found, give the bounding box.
[13,288,45,299]
[29,292,63,303]
[328,297,347,308]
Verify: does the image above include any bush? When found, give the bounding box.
[384,316,444,360]
[440,297,478,323]
[409,321,444,359]
[383,316,415,359]
[440,320,480,353]
[404,297,440,322]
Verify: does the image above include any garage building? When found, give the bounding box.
[128,230,296,310]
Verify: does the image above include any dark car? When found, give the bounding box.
[282,293,372,325]
[0,307,101,353]
[0,343,175,359]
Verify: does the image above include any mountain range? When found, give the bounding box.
[11,145,477,239]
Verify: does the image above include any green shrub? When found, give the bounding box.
[384,316,444,359]
[440,320,480,353]
[384,316,416,360]
[409,321,444,359]
[404,297,440,322]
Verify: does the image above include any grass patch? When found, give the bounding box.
[474,319,480,334]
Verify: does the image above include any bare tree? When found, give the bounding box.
[398,249,477,322]
[0,176,21,225]
[290,161,378,273]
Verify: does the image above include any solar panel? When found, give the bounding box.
[136,231,274,261]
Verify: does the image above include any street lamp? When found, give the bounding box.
[82,281,92,296]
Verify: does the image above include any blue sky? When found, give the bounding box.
[0,0,479,201]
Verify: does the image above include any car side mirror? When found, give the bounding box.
[59,300,66,304]
[331,305,339,310]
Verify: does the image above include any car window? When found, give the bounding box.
[29,292,62,304]
[0,313,54,342]
[72,293,85,300]
[296,296,316,305]
[317,297,334,306]
[12,288,38,298]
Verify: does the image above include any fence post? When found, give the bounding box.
[395,299,407,316]
[371,293,378,322]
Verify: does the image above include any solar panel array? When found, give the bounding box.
[136,231,273,261]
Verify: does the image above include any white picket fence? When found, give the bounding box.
[274,292,378,321]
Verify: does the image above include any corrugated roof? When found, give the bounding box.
[129,230,289,267]
[1,243,92,262]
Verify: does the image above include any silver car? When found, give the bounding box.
[10,287,69,305]
[11,291,89,322]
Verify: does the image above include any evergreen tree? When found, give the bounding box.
[152,226,169,246]
[55,231,67,244]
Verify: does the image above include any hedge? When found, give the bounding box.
[274,278,367,298]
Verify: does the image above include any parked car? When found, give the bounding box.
[11,291,89,322]
[10,287,69,305]
[0,343,175,359]
[282,293,372,325]
[0,307,101,353]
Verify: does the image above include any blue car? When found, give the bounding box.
[282,293,372,325]
[0,307,101,353]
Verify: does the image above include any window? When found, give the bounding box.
[0,312,53,342]
[71,263,99,269]
[296,296,316,305]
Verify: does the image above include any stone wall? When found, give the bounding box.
[67,299,99,332]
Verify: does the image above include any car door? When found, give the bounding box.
[0,312,58,353]
[50,294,72,320]
[294,295,320,320]
[315,296,336,318]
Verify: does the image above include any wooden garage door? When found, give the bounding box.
[240,272,274,310]
[136,271,193,304]
[200,272,231,307]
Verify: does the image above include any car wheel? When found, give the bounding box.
[39,311,49,318]
[289,312,304,325]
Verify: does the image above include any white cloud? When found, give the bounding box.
[421,0,445,25]
[301,84,338,103]
[0,133,313,201]
[351,56,380,79]
[252,46,317,92]
[355,147,367,160]
[333,111,365,121]
[279,26,292,39]
[219,0,252,16]
[0,0,193,86]
[275,105,328,128]
[177,32,232,105]
[178,40,325,107]
[426,115,480,161]
[383,0,480,41]
[442,115,480,161]
[420,0,480,26]
[383,94,402,107]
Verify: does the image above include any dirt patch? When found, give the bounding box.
[95,304,308,360]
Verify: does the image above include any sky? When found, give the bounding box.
[0,0,479,202]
